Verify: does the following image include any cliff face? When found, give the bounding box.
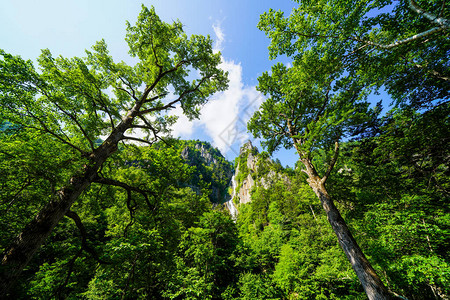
[181,143,219,166]
[180,141,233,203]
[231,141,290,211]
[179,140,289,217]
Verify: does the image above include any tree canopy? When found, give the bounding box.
[0,1,449,299]
[0,5,228,295]
[249,0,449,299]
[258,0,449,110]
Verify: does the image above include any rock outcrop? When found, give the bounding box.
[230,140,290,210]
[238,173,255,204]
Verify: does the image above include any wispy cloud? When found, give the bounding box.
[212,22,225,52]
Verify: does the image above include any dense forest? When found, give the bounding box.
[0,1,449,299]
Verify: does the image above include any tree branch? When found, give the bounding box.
[50,98,95,151]
[121,253,139,300]
[120,136,155,145]
[94,176,157,237]
[57,210,110,297]
[411,62,450,81]
[357,26,446,49]
[93,176,156,210]
[138,75,210,116]
[409,0,449,27]
[315,84,331,122]
[65,210,110,264]
[129,124,151,130]
[352,0,449,50]
[56,248,82,299]
[322,141,339,184]
[118,76,138,101]
[4,178,31,210]
[143,92,168,104]
[137,99,178,116]
[438,0,446,18]
[20,107,86,154]
[289,0,449,52]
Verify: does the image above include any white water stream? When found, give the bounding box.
[225,175,238,221]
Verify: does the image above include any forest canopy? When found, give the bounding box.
[0,1,449,299]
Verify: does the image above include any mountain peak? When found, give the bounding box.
[240,140,258,155]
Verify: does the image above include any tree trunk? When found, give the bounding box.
[306,172,392,300]
[0,119,131,296]
[0,173,93,296]
[0,146,117,296]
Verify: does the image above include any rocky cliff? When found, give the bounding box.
[178,140,289,218]
[228,141,290,216]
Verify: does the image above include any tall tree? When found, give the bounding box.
[0,5,228,295]
[251,1,449,298]
[248,54,393,298]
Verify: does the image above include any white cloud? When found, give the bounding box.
[170,22,265,156]
[170,105,194,137]
[196,56,265,155]
[198,59,248,153]
[212,22,225,53]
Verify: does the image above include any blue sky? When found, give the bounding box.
[1,0,302,165]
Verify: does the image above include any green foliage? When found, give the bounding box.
[177,140,233,203]
[233,163,365,299]
[248,58,372,158]
[249,1,449,298]
[235,149,251,190]
[164,210,239,299]
[1,4,228,297]
[258,0,449,110]
[1,2,449,299]
[0,129,83,254]
[325,104,450,299]
[238,272,281,300]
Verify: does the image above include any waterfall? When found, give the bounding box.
[225,174,238,221]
